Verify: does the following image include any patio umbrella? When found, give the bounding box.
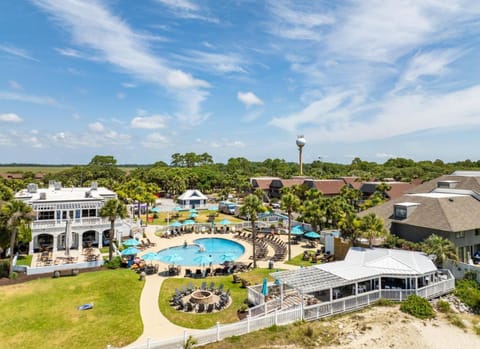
[261,277,269,296]
[189,208,198,213]
[189,213,198,218]
[121,247,140,255]
[219,218,231,225]
[290,229,304,236]
[183,219,196,225]
[292,225,304,233]
[123,238,140,246]
[169,221,182,227]
[141,252,161,261]
[304,231,321,239]
[150,207,161,213]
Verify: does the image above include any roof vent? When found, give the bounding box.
[54,181,62,190]
[39,192,47,200]
[85,190,92,198]
[90,181,98,190]
[437,180,458,189]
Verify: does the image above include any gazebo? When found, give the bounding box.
[177,189,208,210]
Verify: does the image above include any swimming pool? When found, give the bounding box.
[157,238,245,266]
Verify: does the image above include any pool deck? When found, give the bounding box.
[124,224,309,348]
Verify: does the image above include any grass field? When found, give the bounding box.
[145,211,243,227]
[159,269,274,329]
[0,269,143,349]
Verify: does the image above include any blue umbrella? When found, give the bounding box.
[123,238,140,246]
[193,254,213,265]
[183,219,196,225]
[189,213,198,218]
[150,207,161,213]
[305,231,321,239]
[291,229,304,236]
[189,208,198,213]
[292,225,304,232]
[219,218,231,225]
[121,247,140,255]
[169,221,182,227]
[141,252,161,261]
[261,277,269,296]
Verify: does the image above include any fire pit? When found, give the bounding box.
[189,290,213,304]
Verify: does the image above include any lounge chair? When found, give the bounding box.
[201,281,207,290]
[209,281,215,291]
[197,303,205,313]
[206,303,214,313]
[216,283,224,295]
[185,302,194,312]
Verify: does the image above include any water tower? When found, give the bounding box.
[296,135,306,176]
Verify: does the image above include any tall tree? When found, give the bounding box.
[240,194,265,268]
[100,198,127,261]
[359,213,388,247]
[0,200,34,277]
[338,212,362,244]
[422,234,458,267]
[280,191,300,260]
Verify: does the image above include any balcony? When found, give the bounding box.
[32,217,111,230]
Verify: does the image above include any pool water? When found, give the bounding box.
[157,237,245,266]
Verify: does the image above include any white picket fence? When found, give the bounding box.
[111,274,455,349]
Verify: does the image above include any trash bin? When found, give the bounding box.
[268,260,274,269]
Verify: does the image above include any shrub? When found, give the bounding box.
[104,256,122,269]
[436,300,451,313]
[400,295,435,319]
[374,298,394,307]
[455,279,480,313]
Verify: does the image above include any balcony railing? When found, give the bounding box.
[32,217,111,229]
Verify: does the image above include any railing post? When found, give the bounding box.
[146,337,151,349]
[247,315,250,333]
[275,309,278,325]
[216,321,220,341]
[184,330,187,346]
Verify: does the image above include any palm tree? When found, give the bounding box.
[0,200,34,278]
[100,198,127,261]
[338,211,362,245]
[359,213,388,248]
[240,194,264,268]
[422,234,458,267]
[281,192,300,260]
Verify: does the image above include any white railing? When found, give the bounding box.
[114,272,456,349]
[32,217,112,229]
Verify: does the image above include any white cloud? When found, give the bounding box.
[270,85,480,143]
[122,82,136,88]
[0,113,22,123]
[174,50,248,74]
[8,80,22,90]
[267,1,334,41]
[237,91,263,107]
[131,115,168,129]
[0,91,57,106]
[141,132,170,148]
[196,138,245,148]
[0,44,38,61]
[154,0,218,23]
[33,0,210,125]
[395,49,464,90]
[116,92,125,100]
[88,122,105,132]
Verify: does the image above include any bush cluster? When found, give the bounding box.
[103,256,122,269]
[455,279,480,313]
[400,295,435,319]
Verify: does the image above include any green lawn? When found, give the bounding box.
[16,255,33,267]
[284,250,319,267]
[146,211,243,227]
[0,269,143,349]
[159,269,275,329]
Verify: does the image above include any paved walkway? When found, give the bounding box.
[123,223,309,348]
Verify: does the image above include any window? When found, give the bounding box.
[38,211,54,220]
[82,209,97,217]
[475,229,480,236]
[455,231,465,239]
[394,206,407,219]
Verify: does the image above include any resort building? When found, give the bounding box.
[247,247,454,318]
[362,171,480,262]
[15,181,131,254]
[177,189,208,210]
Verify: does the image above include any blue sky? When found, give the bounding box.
[1,0,480,165]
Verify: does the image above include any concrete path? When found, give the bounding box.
[123,223,310,348]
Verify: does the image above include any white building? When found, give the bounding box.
[177,189,208,210]
[15,181,131,254]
